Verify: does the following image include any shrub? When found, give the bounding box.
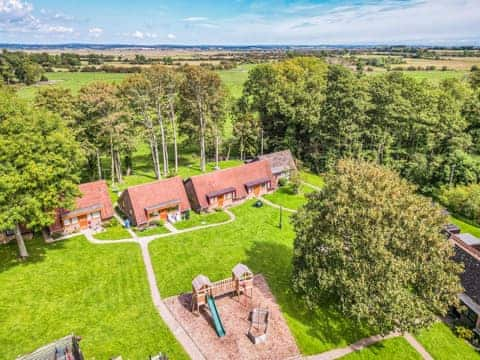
[455,326,474,341]
[278,178,288,187]
[51,232,63,239]
[150,220,162,226]
[439,184,480,223]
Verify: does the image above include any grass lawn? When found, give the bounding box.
[149,200,372,355]
[264,183,315,210]
[450,215,480,238]
[0,236,187,359]
[16,72,128,100]
[93,221,131,240]
[216,64,255,98]
[340,337,422,359]
[173,210,231,230]
[415,322,480,360]
[135,223,171,237]
[300,170,325,188]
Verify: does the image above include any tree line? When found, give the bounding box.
[238,57,480,195]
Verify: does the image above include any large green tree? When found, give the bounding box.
[0,87,83,258]
[292,159,462,333]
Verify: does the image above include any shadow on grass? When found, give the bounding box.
[244,240,371,353]
[0,236,66,274]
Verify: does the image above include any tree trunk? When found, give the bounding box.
[114,150,123,183]
[198,99,206,172]
[169,100,179,174]
[150,133,161,180]
[15,223,28,259]
[110,135,115,185]
[215,130,220,169]
[157,105,169,177]
[260,128,264,155]
[96,148,102,180]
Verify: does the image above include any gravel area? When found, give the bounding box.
[164,275,300,360]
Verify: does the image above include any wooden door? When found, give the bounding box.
[79,215,88,229]
[254,185,261,196]
[218,195,224,207]
[160,209,168,221]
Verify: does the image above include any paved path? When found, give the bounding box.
[80,209,236,359]
[305,332,401,360]
[404,332,434,360]
[301,181,322,191]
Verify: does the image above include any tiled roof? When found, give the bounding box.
[186,160,274,209]
[452,235,480,305]
[120,176,190,225]
[50,180,114,232]
[258,150,296,174]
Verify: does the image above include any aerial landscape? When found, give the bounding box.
[1,0,480,359]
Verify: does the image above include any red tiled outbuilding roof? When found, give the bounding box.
[49,180,114,232]
[119,176,190,226]
[185,160,274,210]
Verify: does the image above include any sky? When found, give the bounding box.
[0,0,479,45]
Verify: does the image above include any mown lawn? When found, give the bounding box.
[450,215,480,238]
[415,322,480,360]
[174,210,231,230]
[0,236,187,359]
[93,221,131,240]
[300,170,325,188]
[16,72,128,100]
[264,183,315,210]
[135,223,171,237]
[149,200,372,354]
[216,64,255,98]
[340,337,422,359]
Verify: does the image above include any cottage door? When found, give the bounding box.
[254,185,261,196]
[79,215,88,229]
[218,195,224,207]
[160,209,168,221]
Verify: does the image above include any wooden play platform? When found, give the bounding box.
[164,274,300,360]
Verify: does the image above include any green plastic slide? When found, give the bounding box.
[207,295,226,337]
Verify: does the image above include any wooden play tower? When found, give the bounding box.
[191,263,254,313]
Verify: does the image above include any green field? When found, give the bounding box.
[216,63,255,98]
[173,210,230,230]
[16,72,128,99]
[369,70,468,82]
[264,183,315,209]
[341,337,422,360]
[0,236,187,359]
[135,223,171,237]
[92,220,131,240]
[16,64,255,101]
[415,322,480,360]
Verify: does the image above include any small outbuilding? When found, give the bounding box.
[256,150,297,184]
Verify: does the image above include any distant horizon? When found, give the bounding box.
[1,42,480,50]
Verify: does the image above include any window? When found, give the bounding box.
[92,211,101,218]
[71,217,78,224]
[225,192,232,200]
[63,218,71,226]
[210,196,217,203]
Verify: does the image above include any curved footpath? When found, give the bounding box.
[66,199,433,360]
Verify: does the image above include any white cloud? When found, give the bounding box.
[89,27,103,37]
[41,25,73,33]
[130,30,157,39]
[0,0,33,19]
[167,33,176,39]
[0,0,75,36]
[183,16,207,22]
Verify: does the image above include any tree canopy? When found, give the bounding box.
[0,87,84,257]
[292,159,462,333]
